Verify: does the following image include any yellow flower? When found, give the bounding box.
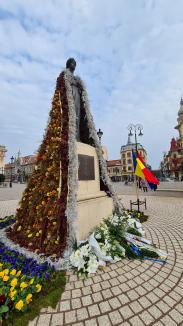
[35,284,42,293]
[26,293,32,304]
[0,263,3,268]
[28,233,32,238]
[11,278,18,287]
[3,269,9,275]
[15,300,24,311]
[20,282,28,289]
[29,278,34,285]
[16,271,21,277]
[3,275,9,282]
[10,269,17,276]
[9,289,16,298]
[17,226,22,231]
[0,271,4,278]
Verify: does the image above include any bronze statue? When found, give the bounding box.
[66,58,82,141]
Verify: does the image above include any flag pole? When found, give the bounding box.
[134,130,140,209]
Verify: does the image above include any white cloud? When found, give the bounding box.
[0,0,183,167]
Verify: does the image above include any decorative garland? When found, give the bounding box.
[78,77,124,215]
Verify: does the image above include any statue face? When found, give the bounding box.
[66,58,76,73]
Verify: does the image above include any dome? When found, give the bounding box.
[178,98,183,116]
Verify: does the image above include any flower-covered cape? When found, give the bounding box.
[7,70,123,257]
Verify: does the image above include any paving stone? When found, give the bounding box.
[109,297,121,309]
[61,291,71,300]
[82,286,92,295]
[161,315,177,326]
[75,280,84,289]
[50,313,64,325]
[119,283,130,292]
[139,311,154,325]
[146,292,159,303]
[101,280,111,289]
[109,311,123,325]
[157,301,170,314]
[127,289,139,300]
[92,292,103,303]
[81,295,93,306]
[163,295,176,307]
[92,283,102,292]
[85,318,98,326]
[148,305,162,319]
[118,293,129,305]
[76,308,89,321]
[60,300,70,311]
[169,308,183,324]
[119,306,134,319]
[28,318,38,326]
[88,304,100,317]
[71,298,82,309]
[130,301,143,314]
[99,301,112,313]
[72,289,82,298]
[97,315,111,326]
[109,278,120,286]
[129,315,144,326]
[37,314,51,326]
[102,289,113,299]
[65,310,76,324]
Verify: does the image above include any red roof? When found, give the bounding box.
[107,160,121,167]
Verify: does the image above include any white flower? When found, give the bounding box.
[70,250,85,270]
[79,244,90,257]
[86,255,99,274]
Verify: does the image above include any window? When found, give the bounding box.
[128,166,132,171]
[127,152,131,157]
[122,154,125,158]
[127,159,132,164]
[123,159,126,165]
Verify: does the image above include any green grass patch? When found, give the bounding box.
[3,271,66,326]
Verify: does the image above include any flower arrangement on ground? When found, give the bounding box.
[70,210,167,278]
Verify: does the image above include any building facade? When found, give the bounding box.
[107,159,122,181]
[120,136,147,181]
[161,99,183,180]
[4,154,36,183]
[0,145,7,174]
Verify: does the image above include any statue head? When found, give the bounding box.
[66,58,76,73]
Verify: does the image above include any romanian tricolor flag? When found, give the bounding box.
[132,150,159,187]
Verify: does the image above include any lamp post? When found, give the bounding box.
[128,124,143,153]
[127,124,146,212]
[97,128,103,144]
[9,156,14,188]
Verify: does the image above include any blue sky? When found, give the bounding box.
[0,0,183,168]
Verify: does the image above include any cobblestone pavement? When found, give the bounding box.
[1,195,183,325]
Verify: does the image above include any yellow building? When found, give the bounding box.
[0,145,7,174]
[120,136,147,181]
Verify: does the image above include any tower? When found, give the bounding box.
[175,98,183,148]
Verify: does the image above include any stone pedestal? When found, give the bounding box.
[76,142,113,240]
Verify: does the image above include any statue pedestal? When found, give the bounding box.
[76,142,113,240]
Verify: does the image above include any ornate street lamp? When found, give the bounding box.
[9,156,14,188]
[127,124,143,152]
[97,128,103,144]
[127,124,146,212]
